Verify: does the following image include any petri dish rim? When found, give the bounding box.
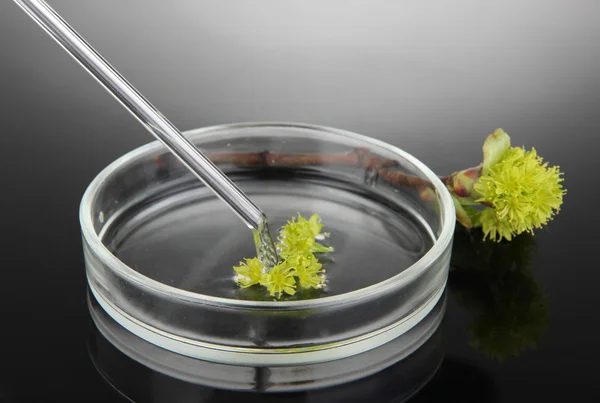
[80,122,455,309]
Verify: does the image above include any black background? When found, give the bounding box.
[1,1,599,402]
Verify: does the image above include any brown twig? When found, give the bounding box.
[156,147,446,190]
[439,174,454,187]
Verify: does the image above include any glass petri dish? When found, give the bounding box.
[88,287,446,393]
[80,122,455,367]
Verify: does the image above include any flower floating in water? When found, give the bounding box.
[260,261,297,297]
[233,213,332,299]
[447,129,565,242]
[278,213,333,258]
[232,257,262,288]
[289,254,326,289]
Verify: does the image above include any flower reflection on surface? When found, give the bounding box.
[448,226,549,361]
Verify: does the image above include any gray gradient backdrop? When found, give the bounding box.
[1,1,599,401]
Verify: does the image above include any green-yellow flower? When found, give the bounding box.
[289,254,326,289]
[260,262,297,297]
[232,213,333,300]
[296,213,328,239]
[474,146,565,242]
[233,257,263,288]
[277,213,333,258]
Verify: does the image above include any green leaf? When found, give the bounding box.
[453,195,480,206]
[482,128,511,176]
[452,194,483,229]
[464,206,482,228]
[453,195,474,228]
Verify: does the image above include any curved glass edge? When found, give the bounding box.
[80,122,455,309]
[89,292,446,394]
[88,277,444,366]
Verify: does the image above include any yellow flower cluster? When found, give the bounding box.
[474,147,565,241]
[233,213,332,299]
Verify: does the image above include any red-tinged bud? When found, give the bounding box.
[452,166,482,198]
[418,185,436,201]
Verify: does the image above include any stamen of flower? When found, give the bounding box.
[233,213,332,299]
[474,146,565,242]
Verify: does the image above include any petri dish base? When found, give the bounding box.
[81,122,454,370]
[88,287,447,393]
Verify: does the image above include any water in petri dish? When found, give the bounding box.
[103,170,435,300]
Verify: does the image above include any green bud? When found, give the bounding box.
[453,195,473,228]
[482,128,511,176]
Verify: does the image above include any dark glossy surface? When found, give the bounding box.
[1,1,599,401]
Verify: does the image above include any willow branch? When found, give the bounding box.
[209,147,436,189]
[155,147,449,190]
